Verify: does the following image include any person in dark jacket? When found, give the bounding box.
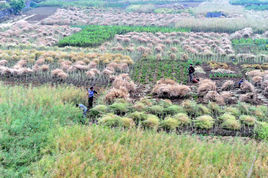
[188,64,195,82]
[88,87,97,109]
[238,78,244,88]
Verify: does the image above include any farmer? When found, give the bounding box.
[88,87,97,109]
[76,104,88,117]
[238,78,244,88]
[188,64,195,83]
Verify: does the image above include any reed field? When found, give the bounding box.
[0,0,268,177]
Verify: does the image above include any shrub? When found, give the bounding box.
[120,117,135,128]
[128,111,147,122]
[221,119,241,130]
[160,117,179,130]
[239,115,256,126]
[142,114,160,129]
[163,105,184,116]
[109,102,129,115]
[174,113,191,126]
[224,107,240,117]
[219,113,236,122]
[9,0,25,14]
[147,105,164,115]
[255,122,268,141]
[194,115,215,129]
[99,113,121,127]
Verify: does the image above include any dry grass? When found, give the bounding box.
[33,125,268,177]
[198,79,217,96]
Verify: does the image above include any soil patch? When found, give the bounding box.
[24,7,58,22]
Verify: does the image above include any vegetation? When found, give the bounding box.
[230,0,268,11]
[58,25,190,47]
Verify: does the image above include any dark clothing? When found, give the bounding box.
[88,97,93,109]
[189,73,194,82]
[188,66,195,74]
[238,79,244,88]
[88,89,97,109]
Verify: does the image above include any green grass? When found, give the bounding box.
[58,25,190,47]
[230,0,268,11]
[0,84,86,177]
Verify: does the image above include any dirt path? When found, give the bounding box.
[24,7,58,22]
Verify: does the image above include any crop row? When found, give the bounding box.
[230,0,268,11]
[58,25,190,47]
[87,99,268,140]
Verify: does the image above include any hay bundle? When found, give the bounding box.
[152,79,191,98]
[221,91,236,104]
[203,91,225,105]
[239,93,256,104]
[221,80,234,91]
[105,87,129,104]
[112,74,136,93]
[197,79,216,96]
[240,81,255,93]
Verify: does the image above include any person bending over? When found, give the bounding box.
[76,104,88,117]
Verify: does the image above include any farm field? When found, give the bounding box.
[0,0,268,177]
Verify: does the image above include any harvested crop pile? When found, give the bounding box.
[152,79,191,98]
[197,79,216,96]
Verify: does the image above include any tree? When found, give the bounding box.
[9,0,25,14]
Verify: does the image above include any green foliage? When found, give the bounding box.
[174,113,191,126]
[255,122,268,140]
[160,117,179,130]
[230,0,268,11]
[89,105,108,117]
[133,102,146,111]
[224,107,240,117]
[109,102,129,115]
[239,115,256,126]
[221,119,241,130]
[9,0,25,14]
[58,25,190,47]
[197,104,211,116]
[255,105,268,122]
[99,113,121,127]
[182,100,198,117]
[0,84,81,177]
[219,113,236,122]
[142,114,160,129]
[120,117,135,128]
[147,105,164,115]
[163,105,184,115]
[207,102,221,117]
[128,111,147,122]
[194,115,215,129]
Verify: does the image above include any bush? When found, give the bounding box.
[109,102,129,115]
[163,105,184,116]
[255,122,268,141]
[221,119,241,130]
[99,113,121,127]
[160,117,179,130]
[174,113,191,126]
[142,114,160,129]
[194,115,215,129]
[128,111,147,122]
[239,115,256,126]
[147,105,164,115]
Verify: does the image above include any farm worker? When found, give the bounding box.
[88,87,98,109]
[238,78,244,88]
[188,64,195,82]
[76,104,88,117]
